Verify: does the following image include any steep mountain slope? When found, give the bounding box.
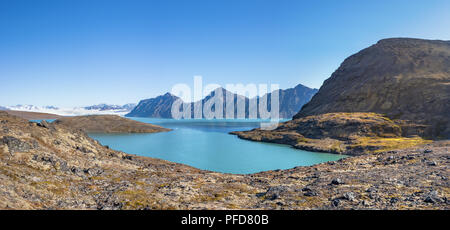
[294,38,450,138]
[126,93,180,118]
[262,84,318,118]
[126,84,317,119]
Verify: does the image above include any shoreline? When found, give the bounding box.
[0,111,448,210]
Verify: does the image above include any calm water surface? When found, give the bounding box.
[88,118,347,174]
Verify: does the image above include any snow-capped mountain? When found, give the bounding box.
[4,104,136,116]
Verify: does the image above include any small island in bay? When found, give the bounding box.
[53,115,171,133]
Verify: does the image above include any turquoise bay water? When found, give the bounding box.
[31,119,56,123]
[88,118,346,174]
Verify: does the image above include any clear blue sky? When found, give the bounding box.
[1,0,449,107]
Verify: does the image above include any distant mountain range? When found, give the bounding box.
[2,84,318,119]
[3,103,136,116]
[126,84,318,119]
[83,103,136,111]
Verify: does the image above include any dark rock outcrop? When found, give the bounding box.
[0,136,33,154]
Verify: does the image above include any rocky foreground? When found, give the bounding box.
[0,111,448,210]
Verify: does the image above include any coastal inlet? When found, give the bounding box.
[88,118,347,174]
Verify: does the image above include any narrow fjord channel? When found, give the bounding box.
[88,118,347,174]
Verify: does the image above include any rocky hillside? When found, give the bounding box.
[126,84,317,119]
[53,115,171,133]
[0,111,448,209]
[232,113,430,155]
[295,38,450,139]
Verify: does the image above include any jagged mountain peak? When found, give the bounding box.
[127,84,318,119]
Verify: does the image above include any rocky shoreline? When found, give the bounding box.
[0,111,448,210]
[231,113,431,156]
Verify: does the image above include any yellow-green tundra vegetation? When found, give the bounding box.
[232,113,432,156]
